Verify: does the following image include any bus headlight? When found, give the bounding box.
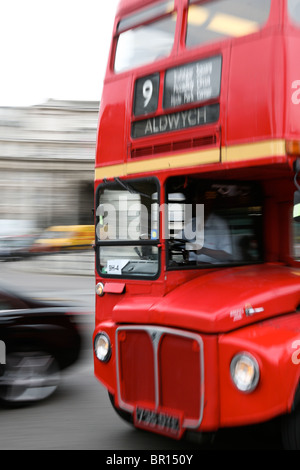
[94,332,111,363]
[230,353,259,392]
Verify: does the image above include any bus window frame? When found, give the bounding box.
[185,0,273,51]
[113,1,179,75]
[117,0,176,34]
[108,0,279,78]
[182,0,276,53]
[285,0,300,27]
[292,208,300,262]
[95,177,162,281]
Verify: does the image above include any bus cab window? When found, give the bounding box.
[96,179,160,278]
[167,178,263,268]
[186,0,271,49]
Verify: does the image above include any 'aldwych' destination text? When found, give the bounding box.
[132,103,219,138]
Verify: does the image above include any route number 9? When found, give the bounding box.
[133,73,159,116]
[143,79,153,108]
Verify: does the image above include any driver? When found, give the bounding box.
[182,185,233,264]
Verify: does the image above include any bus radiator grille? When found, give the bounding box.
[116,326,204,429]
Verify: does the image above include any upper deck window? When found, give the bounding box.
[114,1,177,73]
[288,0,300,26]
[186,0,271,49]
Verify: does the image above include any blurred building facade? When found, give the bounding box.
[0,99,99,235]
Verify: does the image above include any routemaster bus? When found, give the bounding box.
[93,0,300,449]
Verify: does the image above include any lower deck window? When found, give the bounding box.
[293,220,300,260]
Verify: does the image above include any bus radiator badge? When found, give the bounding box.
[245,305,264,317]
[230,305,264,322]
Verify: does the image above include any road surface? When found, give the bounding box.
[0,263,284,450]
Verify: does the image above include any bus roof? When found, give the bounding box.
[116,0,162,17]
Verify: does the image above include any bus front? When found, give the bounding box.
[94,0,300,448]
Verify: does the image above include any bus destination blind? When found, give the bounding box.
[163,55,222,109]
[132,56,222,138]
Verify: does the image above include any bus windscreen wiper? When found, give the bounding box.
[113,177,151,198]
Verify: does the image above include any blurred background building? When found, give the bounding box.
[0,99,99,236]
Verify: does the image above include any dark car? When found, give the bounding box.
[0,286,81,405]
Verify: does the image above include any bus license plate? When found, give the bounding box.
[134,407,182,438]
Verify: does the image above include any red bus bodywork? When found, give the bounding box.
[94,0,300,447]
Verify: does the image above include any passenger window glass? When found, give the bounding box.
[186,0,271,49]
[293,220,300,260]
[288,0,300,26]
[114,1,177,73]
[166,177,263,268]
[293,222,300,261]
[293,184,300,260]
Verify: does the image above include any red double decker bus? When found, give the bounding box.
[93,0,300,449]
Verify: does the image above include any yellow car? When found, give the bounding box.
[31,225,95,252]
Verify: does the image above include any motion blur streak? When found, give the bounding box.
[0,99,98,272]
